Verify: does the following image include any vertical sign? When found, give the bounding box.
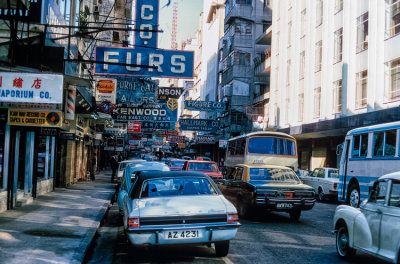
[65,85,76,120]
[135,0,159,49]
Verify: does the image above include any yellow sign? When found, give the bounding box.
[167,99,178,111]
[8,109,62,127]
[97,79,116,93]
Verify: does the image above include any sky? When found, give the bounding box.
[157,0,203,49]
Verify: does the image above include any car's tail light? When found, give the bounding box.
[227,213,239,223]
[333,183,337,190]
[128,217,140,228]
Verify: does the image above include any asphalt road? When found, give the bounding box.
[84,198,389,264]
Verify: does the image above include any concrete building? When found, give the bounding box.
[269,0,400,170]
[217,0,272,138]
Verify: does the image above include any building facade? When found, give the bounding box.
[269,0,400,170]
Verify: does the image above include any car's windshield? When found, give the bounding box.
[328,169,339,178]
[249,168,300,183]
[188,162,218,172]
[171,161,185,167]
[140,177,218,198]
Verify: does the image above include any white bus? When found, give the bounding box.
[338,121,400,207]
[225,131,298,170]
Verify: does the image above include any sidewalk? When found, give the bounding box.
[0,171,115,264]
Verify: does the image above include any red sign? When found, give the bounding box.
[128,121,141,133]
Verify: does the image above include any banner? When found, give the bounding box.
[94,46,194,78]
[157,87,183,100]
[115,77,157,105]
[0,72,63,104]
[167,135,186,143]
[112,102,178,122]
[135,0,159,48]
[96,78,117,104]
[197,135,216,144]
[8,109,62,127]
[128,121,141,133]
[179,119,221,133]
[184,100,226,112]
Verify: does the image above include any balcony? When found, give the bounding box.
[225,5,253,25]
[221,65,252,86]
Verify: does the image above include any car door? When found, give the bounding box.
[304,169,318,191]
[378,180,400,261]
[357,180,388,253]
[316,169,327,193]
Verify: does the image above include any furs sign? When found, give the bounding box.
[94,46,194,78]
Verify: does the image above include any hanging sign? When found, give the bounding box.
[96,78,117,104]
[8,109,62,127]
[115,77,157,105]
[179,119,221,133]
[112,102,178,122]
[197,135,216,144]
[184,100,226,112]
[167,135,186,143]
[156,87,183,100]
[0,72,63,104]
[94,46,194,78]
[128,121,141,133]
[0,0,43,23]
[135,0,159,48]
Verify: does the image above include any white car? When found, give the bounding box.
[301,167,339,201]
[117,162,170,215]
[116,159,146,184]
[333,172,400,263]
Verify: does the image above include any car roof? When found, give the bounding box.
[379,171,400,181]
[186,160,217,164]
[121,159,145,163]
[138,171,210,180]
[236,163,292,169]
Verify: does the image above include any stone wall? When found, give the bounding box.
[36,178,53,196]
[0,190,7,213]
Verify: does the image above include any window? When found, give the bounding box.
[299,51,305,79]
[352,134,369,157]
[316,0,323,26]
[389,181,400,207]
[333,79,342,113]
[335,0,343,13]
[285,98,290,124]
[334,28,343,63]
[315,41,322,72]
[385,0,400,38]
[314,87,321,118]
[234,167,244,180]
[356,70,368,109]
[298,93,304,122]
[248,137,296,156]
[369,181,388,205]
[385,58,400,101]
[301,9,307,37]
[356,12,369,52]
[286,60,291,85]
[373,130,397,157]
[288,21,292,46]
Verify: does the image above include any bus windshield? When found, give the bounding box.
[249,168,300,183]
[248,137,296,156]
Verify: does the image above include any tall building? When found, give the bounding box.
[269,0,400,170]
[218,0,272,138]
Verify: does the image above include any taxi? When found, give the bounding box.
[182,159,223,180]
[215,163,315,221]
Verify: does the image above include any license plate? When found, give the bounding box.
[165,230,201,240]
[276,203,293,209]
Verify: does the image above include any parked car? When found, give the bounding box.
[333,172,400,263]
[197,156,212,161]
[301,167,339,201]
[182,160,223,180]
[122,171,240,256]
[116,159,146,184]
[117,162,170,215]
[166,159,186,171]
[215,164,315,221]
[181,156,192,160]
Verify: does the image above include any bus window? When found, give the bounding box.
[248,137,296,156]
[360,134,368,157]
[352,135,361,157]
[373,132,384,156]
[385,130,396,156]
[237,138,245,155]
[228,141,236,156]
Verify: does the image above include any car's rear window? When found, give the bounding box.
[328,169,339,178]
[249,168,300,183]
[188,162,218,172]
[140,177,218,198]
[171,161,185,167]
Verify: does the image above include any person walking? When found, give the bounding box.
[110,154,119,183]
[218,158,226,177]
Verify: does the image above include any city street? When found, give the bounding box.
[85,198,387,264]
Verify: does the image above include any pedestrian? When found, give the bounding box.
[218,158,226,177]
[110,154,119,183]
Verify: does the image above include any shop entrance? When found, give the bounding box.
[7,128,35,209]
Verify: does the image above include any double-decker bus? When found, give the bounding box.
[225,131,298,170]
[337,121,400,207]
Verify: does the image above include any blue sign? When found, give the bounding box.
[94,46,194,78]
[184,100,226,112]
[142,121,175,130]
[135,0,159,48]
[112,103,178,122]
[179,119,221,133]
[115,77,157,105]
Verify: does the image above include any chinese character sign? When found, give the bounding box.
[0,72,63,104]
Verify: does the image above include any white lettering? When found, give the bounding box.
[149,54,164,72]
[104,52,119,70]
[126,52,141,71]
[139,24,153,40]
[171,55,185,73]
[141,5,154,20]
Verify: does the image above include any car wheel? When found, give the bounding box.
[215,240,230,257]
[348,184,360,208]
[317,188,325,202]
[336,226,356,259]
[289,210,301,221]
